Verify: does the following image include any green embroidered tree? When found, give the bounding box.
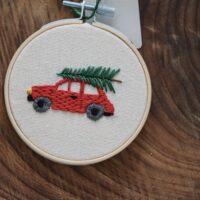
[57,66,122,93]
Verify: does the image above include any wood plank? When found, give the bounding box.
[0,0,200,199]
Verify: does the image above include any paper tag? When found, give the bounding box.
[86,0,142,48]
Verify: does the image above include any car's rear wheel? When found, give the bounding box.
[33,97,51,113]
[86,104,104,121]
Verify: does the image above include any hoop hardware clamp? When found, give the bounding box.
[62,1,115,17]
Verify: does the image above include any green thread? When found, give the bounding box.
[72,0,102,20]
[57,66,121,93]
[71,7,81,16]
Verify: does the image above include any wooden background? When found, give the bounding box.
[0,0,200,199]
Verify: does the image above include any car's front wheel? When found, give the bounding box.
[86,104,104,121]
[33,97,51,113]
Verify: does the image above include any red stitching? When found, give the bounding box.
[31,79,114,114]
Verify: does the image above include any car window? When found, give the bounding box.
[71,82,80,93]
[84,84,98,95]
[57,82,68,91]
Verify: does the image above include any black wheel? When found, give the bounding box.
[33,97,51,113]
[86,104,104,121]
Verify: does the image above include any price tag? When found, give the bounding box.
[86,0,142,48]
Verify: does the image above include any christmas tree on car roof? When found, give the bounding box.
[57,66,122,93]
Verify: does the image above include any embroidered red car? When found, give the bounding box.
[27,79,114,120]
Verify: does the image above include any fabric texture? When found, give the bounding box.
[9,23,148,161]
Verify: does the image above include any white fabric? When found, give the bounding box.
[9,23,148,161]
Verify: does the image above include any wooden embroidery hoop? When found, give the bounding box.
[4,19,152,165]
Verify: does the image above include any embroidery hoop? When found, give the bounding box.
[4,19,152,165]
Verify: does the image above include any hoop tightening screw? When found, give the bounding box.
[63,1,115,17]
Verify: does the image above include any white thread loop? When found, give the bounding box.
[79,1,86,20]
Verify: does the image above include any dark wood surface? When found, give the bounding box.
[0,0,200,199]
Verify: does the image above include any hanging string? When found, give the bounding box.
[72,0,102,20]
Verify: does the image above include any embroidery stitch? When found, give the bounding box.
[57,66,122,93]
[27,67,121,120]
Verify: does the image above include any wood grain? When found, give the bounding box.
[0,0,199,199]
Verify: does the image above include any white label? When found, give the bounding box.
[86,0,142,48]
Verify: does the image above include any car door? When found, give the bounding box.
[54,80,84,112]
[69,81,85,111]
[53,81,70,111]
